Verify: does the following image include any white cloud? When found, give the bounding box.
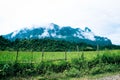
[51,33,56,37]
[0,0,120,44]
[57,35,66,38]
[11,30,19,38]
[30,35,33,38]
[82,32,95,41]
[41,29,49,38]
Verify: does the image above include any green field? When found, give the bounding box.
[0,50,120,79]
[0,50,120,62]
[0,50,101,63]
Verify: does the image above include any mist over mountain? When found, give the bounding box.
[3,23,112,46]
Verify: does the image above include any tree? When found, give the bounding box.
[0,36,11,51]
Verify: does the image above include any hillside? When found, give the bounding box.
[3,23,112,46]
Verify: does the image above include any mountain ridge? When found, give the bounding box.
[3,23,112,46]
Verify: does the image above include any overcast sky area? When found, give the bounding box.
[0,0,120,45]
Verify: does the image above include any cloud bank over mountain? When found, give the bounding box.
[0,0,120,45]
[3,23,112,46]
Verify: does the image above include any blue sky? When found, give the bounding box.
[0,0,120,45]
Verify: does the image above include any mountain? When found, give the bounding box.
[3,23,112,46]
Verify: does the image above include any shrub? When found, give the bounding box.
[37,61,54,74]
[64,68,80,77]
[13,63,35,76]
[90,66,104,75]
[52,61,70,73]
[71,53,88,70]
[103,64,120,72]
[37,61,70,74]
[101,52,120,64]
[87,54,102,68]
[0,63,14,77]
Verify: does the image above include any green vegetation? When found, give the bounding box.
[0,35,120,79]
[1,36,120,52]
[0,50,120,79]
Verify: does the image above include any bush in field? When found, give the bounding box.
[64,68,80,77]
[37,61,54,74]
[71,53,88,70]
[101,52,120,64]
[37,61,70,74]
[87,51,120,68]
[103,64,120,72]
[52,61,71,73]
[0,63,14,78]
[13,63,35,76]
[90,66,104,75]
[87,54,102,68]
[0,63,35,77]
[88,51,120,75]
[90,63,120,75]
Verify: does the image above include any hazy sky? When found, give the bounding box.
[0,0,120,45]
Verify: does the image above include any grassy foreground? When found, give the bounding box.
[0,50,120,79]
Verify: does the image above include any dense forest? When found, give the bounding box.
[0,36,120,51]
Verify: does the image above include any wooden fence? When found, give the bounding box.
[0,45,100,63]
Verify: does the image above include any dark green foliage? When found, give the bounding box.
[101,52,120,64]
[90,65,104,75]
[13,63,35,76]
[69,52,120,77]
[71,52,88,70]
[0,63,14,77]
[64,68,80,77]
[37,61,71,74]
[0,36,11,51]
[87,54,101,68]
[89,63,120,75]
[0,36,95,51]
[1,35,119,51]
[52,61,71,73]
[0,63,35,78]
[37,61,53,74]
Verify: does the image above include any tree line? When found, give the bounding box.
[0,36,120,51]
